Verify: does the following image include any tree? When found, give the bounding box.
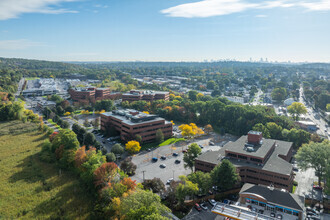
[111,143,124,155]
[204,124,213,134]
[252,123,270,138]
[61,120,70,129]
[106,152,116,162]
[93,118,100,129]
[266,122,282,139]
[287,102,307,121]
[207,80,216,90]
[156,129,164,144]
[135,134,142,143]
[125,140,141,154]
[296,141,330,186]
[85,132,96,147]
[210,159,239,191]
[175,176,199,204]
[187,171,212,195]
[188,90,198,101]
[93,162,119,190]
[120,157,137,176]
[84,118,90,127]
[142,178,165,193]
[271,87,287,102]
[327,103,330,112]
[95,99,113,111]
[119,189,170,220]
[183,143,202,172]
[287,128,311,149]
[51,129,80,152]
[178,124,195,139]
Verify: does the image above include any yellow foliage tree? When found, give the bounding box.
[64,112,71,116]
[204,124,213,134]
[100,110,106,114]
[171,120,175,125]
[125,140,141,154]
[197,93,204,100]
[178,123,204,138]
[142,111,149,114]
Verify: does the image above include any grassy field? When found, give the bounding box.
[0,121,93,219]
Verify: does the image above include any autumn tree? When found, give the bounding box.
[295,140,330,186]
[183,143,202,172]
[94,162,119,190]
[204,124,213,134]
[287,102,307,121]
[121,177,137,192]
[125,140,141,154]
[75,146,87,170]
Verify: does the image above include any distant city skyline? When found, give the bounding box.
[0,0,330,62]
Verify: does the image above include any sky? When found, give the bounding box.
[0,0,330,62]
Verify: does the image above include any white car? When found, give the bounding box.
[166,178,174,185]
[208,199,217,206]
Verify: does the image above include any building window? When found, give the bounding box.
[293,211,299,216]
[251,200,258,205]
[250,157,262,163]
[238,155,247,160]
[276,207,283,212]
[227,153,237,158]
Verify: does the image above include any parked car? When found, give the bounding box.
[147,148,151,152]
[160,156,166,160]
[199,144,204,149]
[313,185,323,190]
[182,150,187,153]
[306,207,319,215]
[166,178,174,185]
[194,203,202,212]
[212,186,218,191]
[159,164,166,168]
[258,209,264,214]
[252,207,257,212]
[172,152,178,156]
[200,203,208,210]
[208,199,217,206]
[270,213,275,217]
[276,213,283,219]
[152,157,158,162]
[209,141,215,145]
[175,159,181,164]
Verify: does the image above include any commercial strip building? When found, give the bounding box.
[122,90,170,102]
[195,131,294,192]
[100,109,172,143]
[239,183,305,220]
[36,100,56,110]
[69,87,121,105]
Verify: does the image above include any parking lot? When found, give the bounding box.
[131,133,237,184]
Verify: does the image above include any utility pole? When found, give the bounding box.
[142,170,146,182]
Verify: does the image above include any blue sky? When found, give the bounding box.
[0,0,330,62]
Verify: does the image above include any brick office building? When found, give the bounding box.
[101,109,172,143]
[69,87,121,105]
[122,90,170,102]
[195,131,295,192]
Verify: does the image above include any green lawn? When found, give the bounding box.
[0,121,93,219]
[25,77,40,81]
[292,185,297,193]
[141,138,186,151]
[159,138,185,146]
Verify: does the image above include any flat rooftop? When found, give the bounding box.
[101,110,170,126]
[224,136,276,158]
[196,138,293,175]
[211,203,276,220]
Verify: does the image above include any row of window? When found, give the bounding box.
[227,153,263,163]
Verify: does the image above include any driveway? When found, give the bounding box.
[294,167,323,201]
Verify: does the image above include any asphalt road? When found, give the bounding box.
[294,167,322,201]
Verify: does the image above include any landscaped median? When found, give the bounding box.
[140,137,186,151]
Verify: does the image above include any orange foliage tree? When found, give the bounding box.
[121,177,137,191]
[94,162,119,190]
[75,146,87,170]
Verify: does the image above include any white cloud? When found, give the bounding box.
[0,39,46,50]
[0,0,79,20]
[161,0,258,18]
[300,0,330,11]
[161,0,330,18]
[255,14,267,18]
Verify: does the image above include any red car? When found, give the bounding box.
[194,203,202,211]
[182,150,187,153]
[313,185,323,190]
